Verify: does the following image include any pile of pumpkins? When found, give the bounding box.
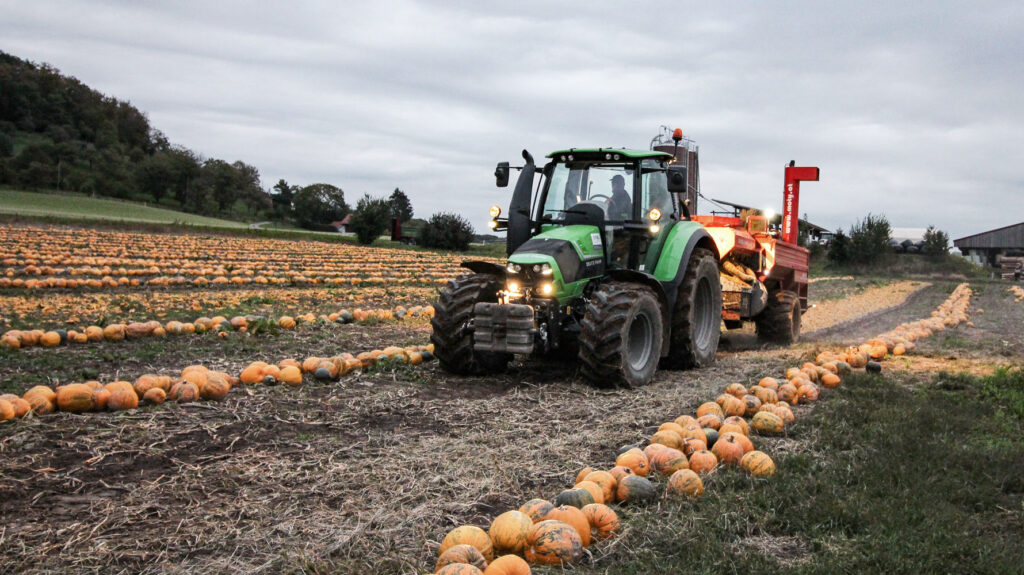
[1010,285,1023,302]
[0,343,436,422]
[238,344,435,386]
[0,305,435,351]
[0,365,239,419]
[427,284,976,574]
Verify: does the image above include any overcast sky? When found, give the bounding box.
[3,1,1022,239]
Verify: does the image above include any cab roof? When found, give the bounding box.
[545,148,673,160]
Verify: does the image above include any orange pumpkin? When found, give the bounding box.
[608,465,634,483]
[667,468,704,498]
[488,510,533,555]
[0,394,31,418]
[143,387,167,404]
[821,372,841,388]
[0,399,16,421]
[581,503,620,540]
[91,387,111,411]
[696,401,724,418]
[650,429,684,450]
[719,395,746,417]
[681,437,707,457]
[439,525,494,562]
[649,447,690,476]
[741,394,762,417]
[174,382,200,403]
[688,450,718,474]
[107,388,139,411]
[56,383,94,413]
[519,499,555,523]
[482,554,530,575]
[711,434,744,465]
[723,416,750,435]
[201,376,231,401]
[279,366,303,387]
[614,448,650,477]
[720,431,755,454]
[740,450,776,476]
[582,470,617,504]
[543,505,591,547]
[657,421,687,436]
[724,382,747,397]
[573,480,604,505]
[758,376,780,389]
[697,413,723,430]
[525,520,583,565]
[436,544,488,572]
[751,411,785,434]
[575,466,595,484]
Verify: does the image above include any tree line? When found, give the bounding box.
[0,50,448,241]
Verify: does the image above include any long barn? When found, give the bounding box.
[954,222,1024,269]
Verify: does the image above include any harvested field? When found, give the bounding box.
[2,224,1019,574]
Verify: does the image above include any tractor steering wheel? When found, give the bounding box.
[588,194,611,202]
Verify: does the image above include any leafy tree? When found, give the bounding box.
[292,183,349,228]
[827,228,850,265]
[418,212,475,251]
[848,213,892,265]
[922,225,950,256]
[349,194,391,245]
[271,179,295,219]
[389,187,414,222]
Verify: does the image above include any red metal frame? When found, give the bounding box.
[781,166,820,245]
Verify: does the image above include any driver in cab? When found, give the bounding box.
[606,174,632,221]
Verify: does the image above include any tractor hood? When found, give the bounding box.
[508,225,605,294]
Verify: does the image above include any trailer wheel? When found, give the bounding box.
[662,248,722,369]
[430,274,511,374]
[578,282,663,387]
[756,290,801,345]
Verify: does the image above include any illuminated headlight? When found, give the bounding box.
[650,224,661,233]
[539,283,554,296]
[507,263,521,273]
[489,205,501,218]
[488,220,498,229]
[648,207,662,222]
[540,263,553,275]
[507,281,521,293]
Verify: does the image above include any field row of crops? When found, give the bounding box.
[0,224,493,289]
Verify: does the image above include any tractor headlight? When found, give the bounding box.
[540,263,553,275]
[488,220,498,229]
[507,281,521,293]
[539,282,554,296]
[650,224,661,234]
[507,263,521,273]
[489,205,501,218]
[648,208,662,222]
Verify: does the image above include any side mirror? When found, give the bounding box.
[667,166,687,194]
[495,162,510,188]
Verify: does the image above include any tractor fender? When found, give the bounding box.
[651,222,720,310]
[604,269,672,356]
[460,260,507,277]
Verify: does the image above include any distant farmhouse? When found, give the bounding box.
[954,222,1024,276]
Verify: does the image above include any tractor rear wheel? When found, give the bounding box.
[430,274,511,374]
[662,248,722,369]
[756,289,801,344]
[578,282,664,387]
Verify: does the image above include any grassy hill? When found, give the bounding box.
[0,188,249,228]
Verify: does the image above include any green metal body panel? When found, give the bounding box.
[508,224,603,305]
[651,220,712,282]
[545,148,673,160]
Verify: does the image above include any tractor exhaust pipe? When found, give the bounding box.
[506,149,535,255]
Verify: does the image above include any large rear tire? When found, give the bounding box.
[430,274,511,374]
[662,248,722,369]
[755,289,801,344]
[578,282,664,388]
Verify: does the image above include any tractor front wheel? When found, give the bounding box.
[430,274,511,374]
[662,248,722,369]
[578,282,664,387]
[755,289,801,344]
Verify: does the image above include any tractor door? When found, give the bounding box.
[638,159,675,273]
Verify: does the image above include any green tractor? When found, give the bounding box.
[430,142,724,387]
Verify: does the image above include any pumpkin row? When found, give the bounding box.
[0,305,435,350]
[426,284,976,573]
[0,344,436,421]
[0,274,451,290]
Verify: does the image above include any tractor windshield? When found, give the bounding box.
[542,162,634,222]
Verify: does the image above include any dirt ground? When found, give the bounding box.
[1,278,1020,573]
